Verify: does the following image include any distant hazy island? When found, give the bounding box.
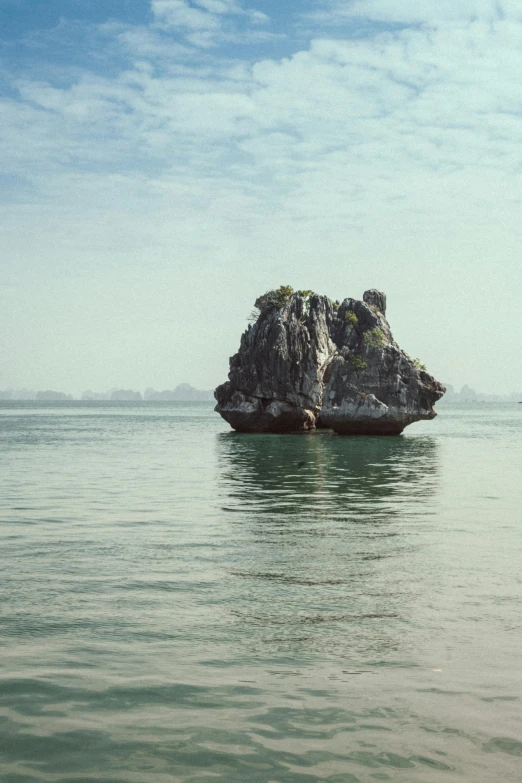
[0,384,214,402]
[0,389,75,401]
[437,385,522,404]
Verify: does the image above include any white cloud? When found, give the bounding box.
[308,0,522,25]
[152,0,221,31]
[106,23,194,61]
[150,0,270,47]
[192,0,242,13]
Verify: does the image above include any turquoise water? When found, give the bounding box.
[0,401,521,782]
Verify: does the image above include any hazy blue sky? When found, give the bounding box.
[1,0,521,394]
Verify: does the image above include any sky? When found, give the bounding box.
[1,0,521,395]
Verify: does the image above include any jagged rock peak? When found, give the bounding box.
[363,288,386,315]
[215,286,445,435]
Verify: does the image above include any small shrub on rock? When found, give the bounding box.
[345,311,358,326]
[273,285,295,308]
[363,328,387,348]
[349,355,367,372]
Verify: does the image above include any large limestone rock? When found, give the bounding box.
[215,288,445,435]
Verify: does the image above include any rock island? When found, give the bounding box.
[215,287,445,435]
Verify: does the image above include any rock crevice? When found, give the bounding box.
[215,289,445,435]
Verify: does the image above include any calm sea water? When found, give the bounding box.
[0,401,521,782]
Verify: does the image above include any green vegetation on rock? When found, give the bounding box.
[349,355,367,372]
[363,328,387,348]
[413,358,427,371]
[345,311,358,326]
[273,285,295,308]
[250,286,319,322]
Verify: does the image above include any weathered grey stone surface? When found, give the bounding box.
[215,289,445,435]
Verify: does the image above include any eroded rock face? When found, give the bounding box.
[215,290,445,435]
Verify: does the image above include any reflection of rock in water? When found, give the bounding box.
[218,430,439,521]
[216,432,439,664]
